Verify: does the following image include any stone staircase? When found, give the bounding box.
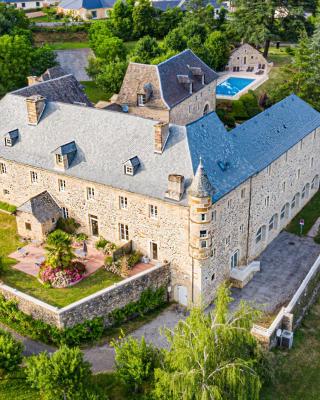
[230,261,261,289]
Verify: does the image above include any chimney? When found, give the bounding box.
[154,122,169,154]
[26,95,46,125]
[27,76,40,86]
[165,174,185,201]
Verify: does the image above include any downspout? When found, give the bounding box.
[245,176,253,264]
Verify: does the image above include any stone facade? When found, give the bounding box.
[226,43,272,73]
[15,212,57,241]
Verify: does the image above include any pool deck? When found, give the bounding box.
[216,72,269,100]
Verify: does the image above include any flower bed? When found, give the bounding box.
[39,261,86,288]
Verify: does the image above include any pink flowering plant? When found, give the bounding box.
[39,263,84,288]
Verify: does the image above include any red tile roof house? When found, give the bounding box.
[57,0,116,20]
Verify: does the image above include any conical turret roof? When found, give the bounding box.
[189,158,216,198]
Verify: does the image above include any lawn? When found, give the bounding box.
[80,81,112,103]
[261,295,320,399]
[286,190,320,237]
[0,212,122,308]
[48,41,90,50]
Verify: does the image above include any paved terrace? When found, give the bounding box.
[230,231,320,314]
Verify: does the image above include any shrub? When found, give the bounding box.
[0,328,23,374]
[113,336,160,392]
[56,217,80,234]
[0,201,17,213]
[95,236,108,250]
[127,251,143,268]
[74,233,88,242]
[0,256,4,276]
[25,345,94,400]
[104,256,113,266]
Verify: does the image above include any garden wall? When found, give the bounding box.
[252,253,320,348]
[0,263,170,329]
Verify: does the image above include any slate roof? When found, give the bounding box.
[17,191,61,223]
[59,0,116,9]
[152,0,181,10]
[12,75,92,107]
[40,67,67,81]
[188,158,216,198]
[0,92,319,205]
[157,50,219,108]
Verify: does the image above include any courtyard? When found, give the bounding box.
[0,212,153,308]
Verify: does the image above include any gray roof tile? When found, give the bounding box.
[17,191,61,223]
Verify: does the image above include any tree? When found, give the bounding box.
[132,0,158,38]
[231,0,306,57]
[45,229,75,269]
[109,0,134,40]
[94,36,127,61]
[0,34,32,97]
[113,335,160,392]
[0,4,29,35]
[153,284,264,400]
[163,27,188,52]
[25,345,98,400]
[91,59,128,95]
[204,30,230,70]
[0,329,23,375]
[88,20,114,53]
[130,35,162,64]
[157,7,184,38]
[31,45,57,76]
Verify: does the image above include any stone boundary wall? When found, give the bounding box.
[252,253,320,348]
[0,264,170,329]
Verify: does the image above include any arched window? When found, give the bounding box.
[203,104,209,116]
[306,183,310,197]
[256,225,266,244]
[311,175,319,190]
[291,193,300,210]
[269,214,278,231]
[302,185,306,199]
[280,203,289,221]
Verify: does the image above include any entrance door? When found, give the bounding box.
[89,215,99,236]
[150,242,158,260]
[177,285,188,306]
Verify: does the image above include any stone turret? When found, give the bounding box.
[188,158,215,260]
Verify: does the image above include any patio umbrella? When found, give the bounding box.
[83,240,88,256]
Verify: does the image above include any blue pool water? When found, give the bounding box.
[217,77,255,96]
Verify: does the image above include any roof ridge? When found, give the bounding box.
[156,49,190,67]
[12,74,75,94]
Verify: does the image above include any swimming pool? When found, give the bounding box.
[217,77,255,97]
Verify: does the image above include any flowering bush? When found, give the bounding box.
[39,262,85,288]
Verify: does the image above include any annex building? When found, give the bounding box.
[0,51,319,307]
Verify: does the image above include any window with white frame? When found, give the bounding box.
[149,204,158,219]
[200,230,207,238]
[62,207,69,219]
[227,199,232,208]
[4,138,11,146]
[119,196,128,209]
[302,185,306,199]
[265,196,270,207]
[3,189,9,195]
[137,94,146,106]
[30,171,38,183]
[119,223,129,240]
[291,194,297,209]
[311,175,319,190]
[87,187,95,200]
[201,240,207,248]
[269,215,277,231]
[201,213,207,222]
[256,226,266,244]
[230,250,239,269]
[0,162,7,174]
[56,154,63,165]
[58,179,66,192]
[280,205,287,220]
[124,165,133,175]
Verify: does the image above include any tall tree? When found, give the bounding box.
[154,284,264,400]
[204,30,230,70]
[0,4,29,35]
[132,0,158,38]
[0,34,32,97]
[109,0,134,41]
[231,0,305,57]
[130,35,162,63]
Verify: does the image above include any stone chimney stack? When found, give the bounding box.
[26,95,46,125]
[27,76,40,86]
[165,174,185,201]
[154,122,169,154]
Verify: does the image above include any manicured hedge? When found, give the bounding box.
[0,287,166,346]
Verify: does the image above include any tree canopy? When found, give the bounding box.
[0,4,29,35]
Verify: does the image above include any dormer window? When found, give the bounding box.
[4,129,19,147]
[56,154,63,165]
[123,156,140,176]
[137,94,146,107]
[52,141,77,170]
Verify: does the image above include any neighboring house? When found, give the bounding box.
[152,0,229,15]
[14,67,92,107]
[0,50,319,307]
[115,49,218,125]
[57,0,116,19]
[0,0,56,9]
[226,43,273,74]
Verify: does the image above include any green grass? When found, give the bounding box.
[261,296,320,399]
[0,201,17,213]
[80,81,112,103]
[48,41,90,50]
[286,190,320,237]
[0,212,122,308]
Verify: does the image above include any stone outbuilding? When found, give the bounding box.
[226,43,273,74]
[16,191,61,241]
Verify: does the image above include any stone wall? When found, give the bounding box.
[226,44,272,73]
[0,264,170,329]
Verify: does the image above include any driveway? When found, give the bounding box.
[55,49,93,81]
[230,231,320,313]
